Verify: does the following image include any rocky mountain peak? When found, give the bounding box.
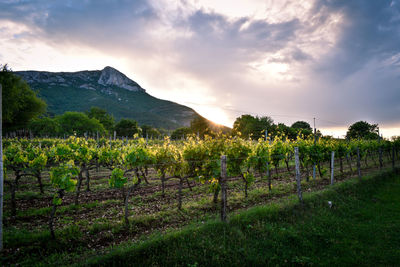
[14,67,202,129]
[98,66,144,92]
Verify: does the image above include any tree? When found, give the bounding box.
[257,116,275,138]
[115,119,141,137]
[276,123,297,140]
[232,115,274,139]
[0,65,46,131]
[346,121,379,140]
[29,117,61,137]
[56,112,105,136]
[233,115,255,138]
[291,121,312,131]
[141,125,160,139]
[171,127,192,140]
[85,107,115,133]
[291,121,312,139]
[190,117,214,138]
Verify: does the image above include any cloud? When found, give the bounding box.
[0,0,161,53]
[311,0,400,76]
[172,9,301,79]
[0,0,399,135]
[302,0,400,126]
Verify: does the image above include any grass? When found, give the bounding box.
[79,169,400,266]
[2,159,399,266]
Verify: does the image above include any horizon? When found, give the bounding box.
[1,0,400,138]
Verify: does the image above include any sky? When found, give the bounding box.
[0,0,400,138]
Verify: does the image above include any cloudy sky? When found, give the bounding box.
[1,0,400,138]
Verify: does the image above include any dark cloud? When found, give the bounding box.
[0,0,159,51]
[0,0,399,132]
[301,0,400,127]
[313,0,400,78]
[173,9,300,77]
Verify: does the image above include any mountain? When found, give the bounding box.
[15,66,200,129]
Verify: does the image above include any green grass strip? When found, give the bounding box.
[79,169,400,267]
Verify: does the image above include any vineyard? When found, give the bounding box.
[2,134,400,265]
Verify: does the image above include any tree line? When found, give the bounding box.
[1,65,163,138]
[1,64,387,140]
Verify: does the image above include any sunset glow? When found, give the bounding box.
[0,0,399,137]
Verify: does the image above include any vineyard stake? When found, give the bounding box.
[313,165,316,180]
[0,84,3,251]
[265,131,270,183]
[294,147,303,204]
[357,147,361,178]
[331,151,335,185]
[313,118,316,180]
[220,155,227,222]
[379,132,383,169]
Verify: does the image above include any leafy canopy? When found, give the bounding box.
[0,64,46,131]
[141,125,161,138]
[291,121,312,131]
[115,118,141,137]
[56,111,105,136]
[85,106,115,133]
[346,121,379,140]
[171,127,192,140]
[29,117,61,137]
[233,115,274,140]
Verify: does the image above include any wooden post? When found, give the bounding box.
[294,147,303,204]
[220,155,227,222]
[357,147,361,178]
[379,133,383,169]
[313,118,317,180]
[113,131,116,141]
[0,84,4,251]
[313,165,316,180]
[331,151,335,185]
[265,131,270,179]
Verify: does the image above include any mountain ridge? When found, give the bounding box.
[16,66,200,130]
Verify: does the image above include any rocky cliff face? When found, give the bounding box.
[98,66,143,92]
[17,66,145,93]
[15,66,199,129]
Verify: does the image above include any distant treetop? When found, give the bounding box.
[346,121,379,140]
